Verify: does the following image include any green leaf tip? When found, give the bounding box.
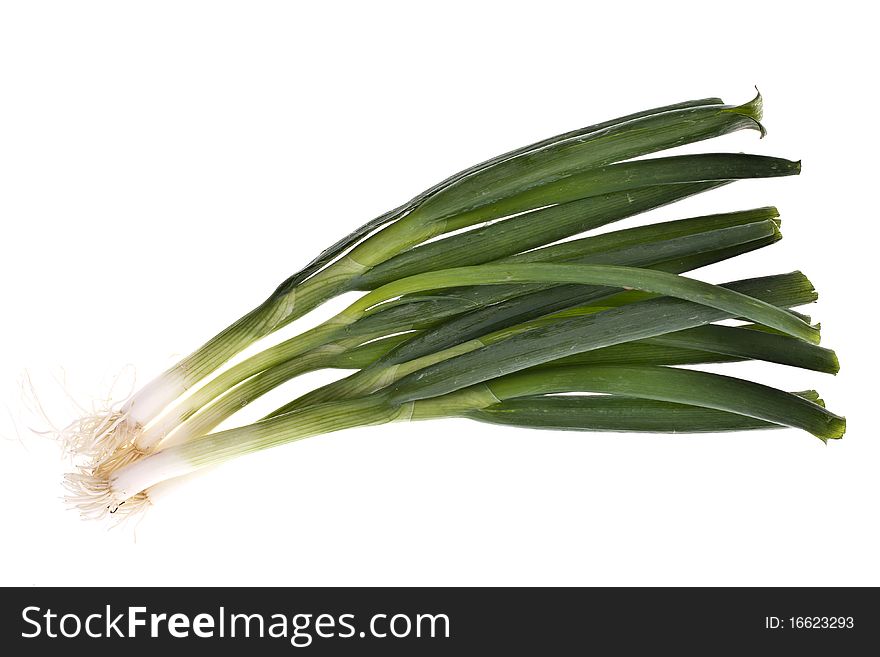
[786,269,818,304]
[770,220,783,242]
[795,390,823,407]
[764,205,781,226]
[723,87,766,137]
[818,413,846,442]
[829,348,841,375]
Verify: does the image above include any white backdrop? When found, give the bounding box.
[1,0,875,586]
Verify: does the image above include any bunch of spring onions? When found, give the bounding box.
[61,92,845,519]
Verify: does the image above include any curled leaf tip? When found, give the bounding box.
[723,88,766,137]
[797,390,826,408]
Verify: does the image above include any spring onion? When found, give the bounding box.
[55,92,844,521]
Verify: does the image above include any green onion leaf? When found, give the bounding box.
[462,391,823,433]
[472,365,845,441]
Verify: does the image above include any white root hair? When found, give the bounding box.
[23,366,145,466]
[57,410,144,464]
[59,412,158,522]
[61,425,161,521]
[63,454,152,521]
[22,368,156,522]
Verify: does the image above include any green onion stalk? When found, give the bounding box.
[73,359,844,519]
[74,240,807,477]
[126,235,809,460]
[177,256,826,438]
[61,93,770,468]
[139,207,783,448]
[66,260,841,518]
[169,277,833,452]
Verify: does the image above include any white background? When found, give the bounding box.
[1,1,876,586]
